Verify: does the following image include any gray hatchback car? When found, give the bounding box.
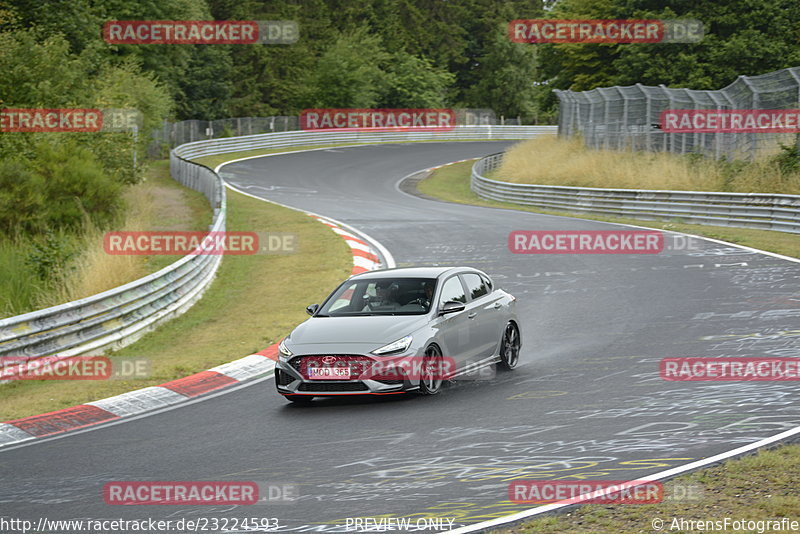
[274,266,520,403]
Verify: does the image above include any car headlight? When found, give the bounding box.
[372,335,413,355]
[278,339,293,359]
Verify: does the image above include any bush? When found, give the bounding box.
[33,141,123,231]
[0,141,122,236]
[771,140,800,174]
[24,229,77,281]
[0,159,47,234]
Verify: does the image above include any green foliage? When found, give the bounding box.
[0,237,48,317]
[772,141,800,174]
[31,141,122,230]
[0,159,47,234]
[306,28,454,109]
[309,28,390,108]
[380,53,454,108]
[0,141,121,235]
[24,229,77,281]
[461,26,540,118]
[0,28,171,184]
[540,0,800,93]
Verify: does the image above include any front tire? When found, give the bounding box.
[498,322,520,371]
[418,344,444,395]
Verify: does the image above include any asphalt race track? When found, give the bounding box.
[2,141,800,532]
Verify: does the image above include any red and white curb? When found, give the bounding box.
[310,214,381,274]
[0,217,384,448]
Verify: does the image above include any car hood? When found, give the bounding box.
[288,315,429,346]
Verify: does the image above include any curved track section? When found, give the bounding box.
[2,142,800,532]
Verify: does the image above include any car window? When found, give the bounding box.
[439,276,466,306]
[328,283,357,311]
[462,273,488,300]
[318,278,436,316]
[481,274,493,291]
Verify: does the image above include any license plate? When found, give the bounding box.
[308,366,351,380]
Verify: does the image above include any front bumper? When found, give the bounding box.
[274,354,420,396]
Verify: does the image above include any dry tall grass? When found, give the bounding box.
[37,185,156,307]
[495,137,800,194]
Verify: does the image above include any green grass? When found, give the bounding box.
[1,167,351,420]
[139,160,213,273]
[418,161,800,259]
[500,445,800,533]
[0,236,51,316]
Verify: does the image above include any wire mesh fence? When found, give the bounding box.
[555,66,800,160]
[148,116,298,156]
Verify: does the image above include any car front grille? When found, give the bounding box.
[297,382,369,392]
[289,355,375,379]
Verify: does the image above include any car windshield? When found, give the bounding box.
[317,278,437,316]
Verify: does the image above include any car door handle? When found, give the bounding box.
[468,312,477,319]
[493,302,502,309]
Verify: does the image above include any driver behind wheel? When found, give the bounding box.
[363,281,399,311]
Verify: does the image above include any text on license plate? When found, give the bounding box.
[308,366,351,380]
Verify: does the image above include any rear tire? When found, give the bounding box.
[418,345,444,395]
[498,322,520,371]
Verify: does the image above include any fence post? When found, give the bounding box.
[740,76,758,160]
[787,68,800,156]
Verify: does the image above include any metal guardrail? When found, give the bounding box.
[471,152,800,234]
[174,125,557,159]
[0,126,554,366]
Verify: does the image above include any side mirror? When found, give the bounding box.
[306,304,319,316]
[439,300,465,315]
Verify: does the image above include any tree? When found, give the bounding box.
[308,28,389,108]
[461,26,540,119]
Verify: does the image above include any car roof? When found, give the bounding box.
[349,266,485,280]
